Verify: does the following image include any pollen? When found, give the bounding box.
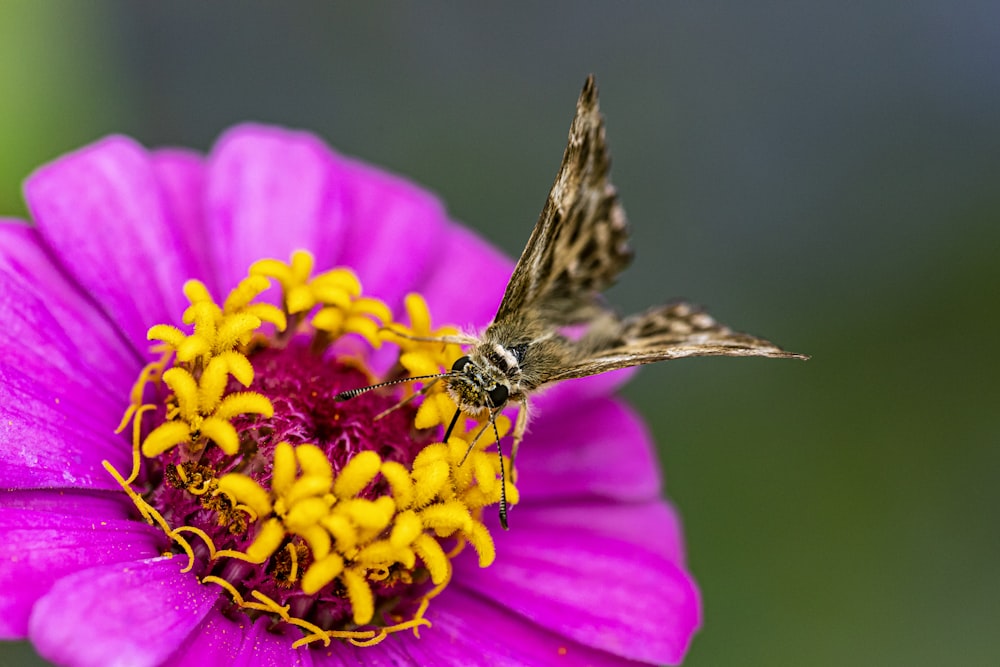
[105,250,517,647]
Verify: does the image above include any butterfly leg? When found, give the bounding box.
[509,397,530,483]
[458,408,503,466]
[374,378,439,420]
[443,408,462,442]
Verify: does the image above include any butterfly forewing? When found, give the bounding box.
[484,76,806,393]
[493,75,632,328]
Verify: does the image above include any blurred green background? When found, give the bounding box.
[2,2,997,666]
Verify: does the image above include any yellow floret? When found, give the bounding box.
[111,256,518,646]
[333,450,381,499]
[342,568,375,625]
[302,553,345,594]
[217,473,273,517]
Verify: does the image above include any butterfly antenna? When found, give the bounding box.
[493,415,509,530]
[454,409,508,527]
[335,373,450,401]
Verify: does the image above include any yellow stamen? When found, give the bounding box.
[222,274,270,313]
[420,501,474,534]
[216,473,273,517]
[182,279,213,304]
[310,268,362,305]
[390,510,423,548]
[297,524,331,560]
[285,542,300,583]
[465,521,496,568]
[271,441,297,494]
[146,324,186,350]
[337,496,395,531]
[244,518,285,562]
[414,392,458,430]
[342,567,375,625]
[197,417,240,456]
[302,553,345,594]
[411,459,452,507]
[294,443,334,482]
[108,251,516,646]
[245,589,291,617]
[214,312,263,352]
[198,351,255,409]
[332,450,381,498]
[162,367,200,421]
[119,404,154,485]
[212,392,273,421]
[141,421,192,457]
[285,497,329,530]
[296,628,378,649]
[201,575,247,604]
[380,461,415,508]
[172,525,218,559]
[412,533,450,585]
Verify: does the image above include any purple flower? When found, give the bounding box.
[0,125,700,666]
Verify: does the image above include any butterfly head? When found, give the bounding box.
[444,353,511,414]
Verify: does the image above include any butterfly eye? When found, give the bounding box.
[487,383,509,407]
[451,356,471,372]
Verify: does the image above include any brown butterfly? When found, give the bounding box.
[338,75,808,528]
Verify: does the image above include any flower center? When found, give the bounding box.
[105,251,517,647]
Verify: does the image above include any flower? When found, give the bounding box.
[0,124,700,666]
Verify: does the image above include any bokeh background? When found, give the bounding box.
[2,2,998,666]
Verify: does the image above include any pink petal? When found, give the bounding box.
[165,611,328,667]
[531,367,636,416]
[515,397,661,503]
[0,222,138,395]
[203,124,349,297]
[388,586,651,666]
[0,492,162,638]
[0,224,140,489]
[454,526,700,665]
[510,500,688,567]
[29,557,218,667]
[24,136,206,351]
[160,608,245,667]
[413,222,513,331]
[0,488,129,515]
[332,154,450,310]
[151,149,218,297]
[0,361,132,490]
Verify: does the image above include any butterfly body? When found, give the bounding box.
[337,75,807,528]
[447,313,579,408]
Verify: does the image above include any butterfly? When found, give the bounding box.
[338,75,807,528]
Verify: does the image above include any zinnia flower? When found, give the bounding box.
[0,125,700,666]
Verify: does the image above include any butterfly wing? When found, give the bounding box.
[493,75,633,327]
[544,302,809,383]
[491,77,807,389]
